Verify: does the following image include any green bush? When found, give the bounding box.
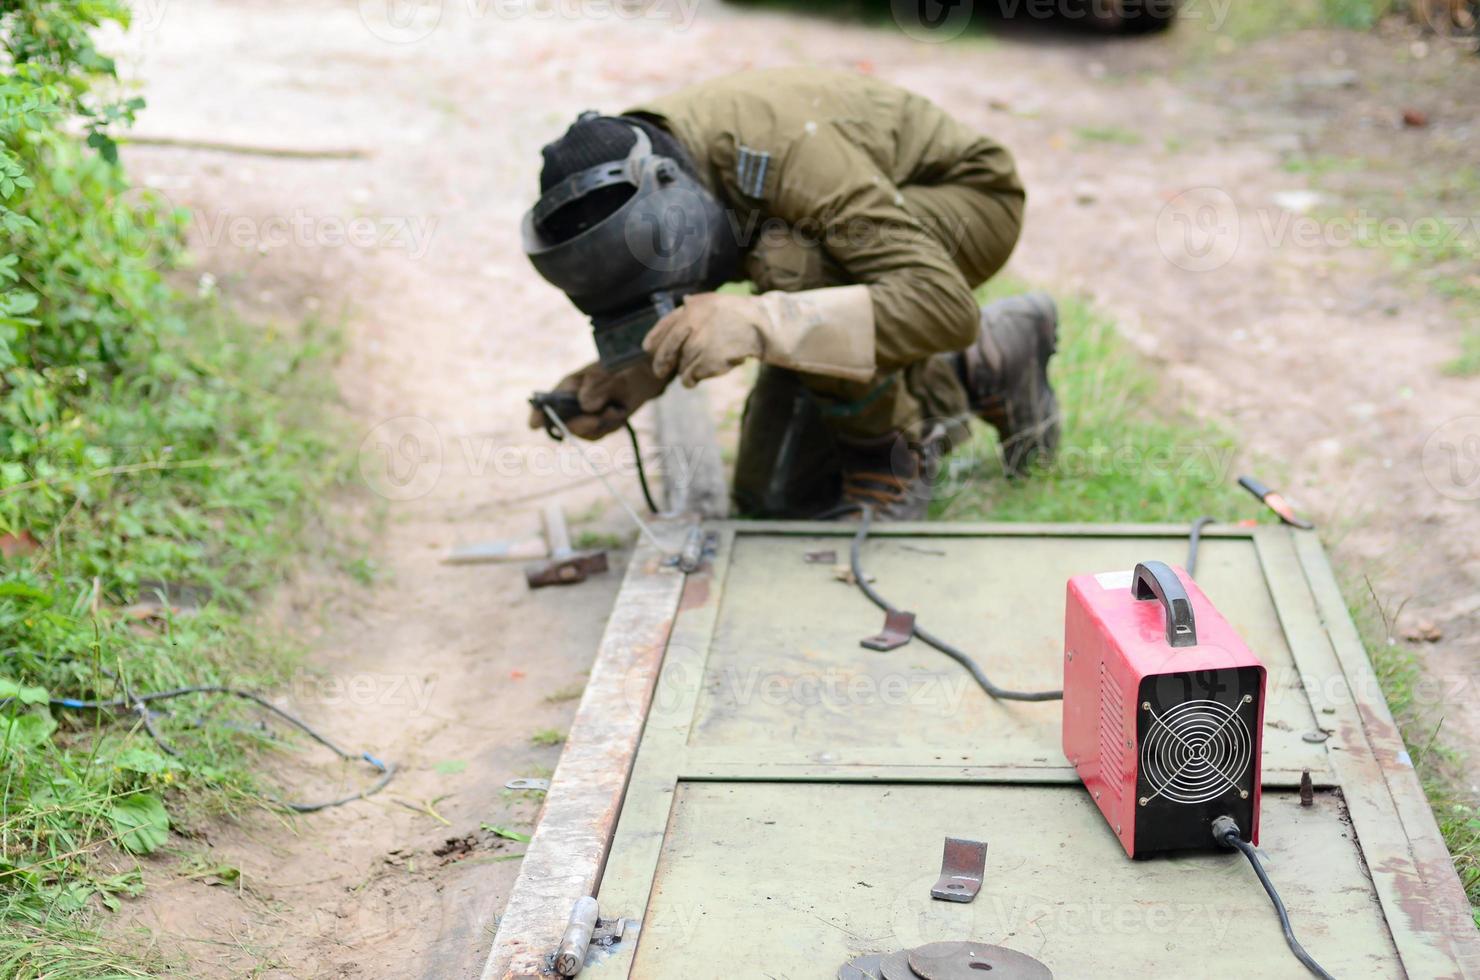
[1,3,337,970]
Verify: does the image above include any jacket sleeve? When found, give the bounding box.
[766,127,981,373]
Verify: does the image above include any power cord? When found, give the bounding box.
[1212,816,1336,979]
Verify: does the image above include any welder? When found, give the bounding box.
[523,67,1059,520]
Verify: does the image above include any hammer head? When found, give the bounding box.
[525,550,609,588]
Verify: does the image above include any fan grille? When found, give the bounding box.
[1139,698,1252,805]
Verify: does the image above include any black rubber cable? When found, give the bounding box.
[3,686,395,813]
[848,504,1064,702]
[624,421,659,515]
[1222,829,1337,979]
[1187,515,1216,578]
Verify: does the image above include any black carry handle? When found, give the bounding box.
[1133,560,1198,648]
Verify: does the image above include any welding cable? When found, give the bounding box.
[844,504,1065,702]
[1215,820,1336,979]
[2,686,395,813]
[1186,515,1216,578]
[624,421,659,515]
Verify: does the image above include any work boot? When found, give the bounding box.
[835,428,943,521]
[959,292,1060,478]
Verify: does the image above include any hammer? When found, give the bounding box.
[525,501,609,589]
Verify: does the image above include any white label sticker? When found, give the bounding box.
[1094,570,1134,591]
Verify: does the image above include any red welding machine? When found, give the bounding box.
[1063,561,1267,857]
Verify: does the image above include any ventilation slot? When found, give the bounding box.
[1098,665,1126,802]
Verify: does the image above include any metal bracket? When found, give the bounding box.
[930,837,987,903]
[860,609,915,652]
[505,777,550,792]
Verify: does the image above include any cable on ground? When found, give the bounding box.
[2,685,394,813]
[1215,818,1336,979]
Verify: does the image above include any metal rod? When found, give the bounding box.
[554,896,599,976]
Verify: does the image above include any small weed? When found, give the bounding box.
[543,682,587,704]
[529,728,566,747]
[1075,126,1143,146]
[573,530,631,551]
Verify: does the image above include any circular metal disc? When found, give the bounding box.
[907,942,1053,980]
[879,948,921,980]
[838,953,885,980]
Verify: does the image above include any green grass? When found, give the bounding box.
[1348,575,1480,924]
[529,728,567,747]
[0,304,343,974]
[1448,331,1480,376]
[543,682,587,704]
[1206,0,1394,43]
[938,279,1259,525]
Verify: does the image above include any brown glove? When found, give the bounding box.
[527,360,668,441]
[643,287,877,388]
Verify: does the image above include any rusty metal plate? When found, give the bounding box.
[909,942,1052,979]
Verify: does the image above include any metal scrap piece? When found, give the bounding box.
[861,609,916,652]
[505,777,550,792]
[878,949,919,980]
[930,838,987,903]
[908,942,1053,980]
[837,952,885,980]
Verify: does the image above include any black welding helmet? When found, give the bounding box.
[523,112,739,369]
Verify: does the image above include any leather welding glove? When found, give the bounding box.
[643,287,877,389]
[527,359,668,441]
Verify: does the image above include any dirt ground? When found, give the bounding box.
[104,2,1477,976]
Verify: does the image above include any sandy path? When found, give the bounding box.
[106,2,1475,975]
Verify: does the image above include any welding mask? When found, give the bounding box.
[522,114,739,370]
